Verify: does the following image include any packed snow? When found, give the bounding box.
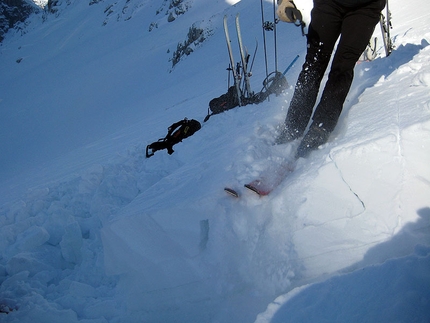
[0,0,429,322]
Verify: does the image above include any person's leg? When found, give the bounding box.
[278,0,344,143]
[297,0,385,158]
[312,0,385,131]
[281,42,331,140]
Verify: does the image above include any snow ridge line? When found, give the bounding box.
[328,152,366,218]
[393,90,406,236]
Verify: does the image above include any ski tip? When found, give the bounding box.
[244,183,270,196]
[244,184,261,196]
[224,187,239,198]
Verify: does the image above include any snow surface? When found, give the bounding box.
[0,0,430,322]
[32,0,48,8]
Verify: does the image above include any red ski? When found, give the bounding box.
[244,161,296,196]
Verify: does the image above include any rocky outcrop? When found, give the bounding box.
[0,0,40,42]
[170,24,205,68]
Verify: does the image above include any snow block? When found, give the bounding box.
[8,226,50,256]
[43,205,76,245]
[6,253,53,276]
[60,222,83,264]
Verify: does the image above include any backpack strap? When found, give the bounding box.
[204,108,212,122]
[167,118,187,137]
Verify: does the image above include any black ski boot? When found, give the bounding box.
[295,122,331,158]
[275,126,302,145]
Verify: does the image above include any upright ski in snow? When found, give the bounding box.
[223,15,242,106]
[379,1,393,57]
[235,13,253,98]
[224,14,257,105]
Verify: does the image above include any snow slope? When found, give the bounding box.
[0,0,429,322]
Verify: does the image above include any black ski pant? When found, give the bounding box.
[285,0,386,135]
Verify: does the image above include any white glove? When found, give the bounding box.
[277,0,303,24]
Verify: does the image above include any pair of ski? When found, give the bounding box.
[224,13,254,105]
[380,1,394,57]
[225,159,297,198]
[360,1,393,61]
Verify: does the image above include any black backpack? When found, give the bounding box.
[146,118,201,157]
[208,86,239,115]
[204,72,288,122]
[170,118,201,140]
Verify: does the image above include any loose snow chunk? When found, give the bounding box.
[9,226,50,255]
[60,222,83,264]
[6,252,53,276]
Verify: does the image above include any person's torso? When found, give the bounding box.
[333,0,378,7]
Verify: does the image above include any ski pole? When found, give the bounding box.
[283,54,300,75]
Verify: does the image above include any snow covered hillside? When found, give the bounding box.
[0,0,429,322]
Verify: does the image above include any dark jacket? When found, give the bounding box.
[333,0,381,7]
